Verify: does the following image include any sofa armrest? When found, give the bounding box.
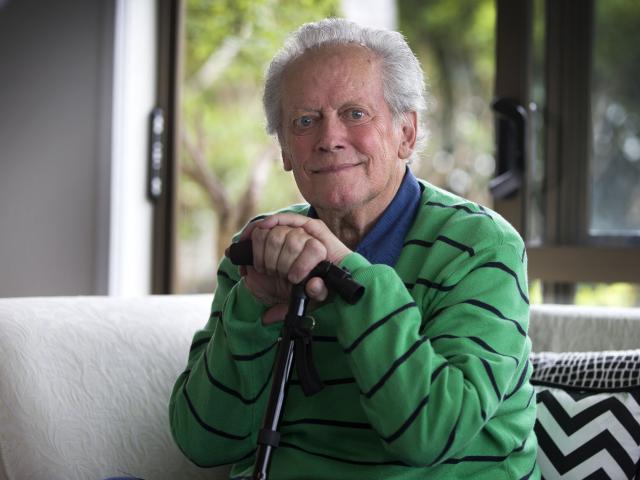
[529,304,640,352]
[0,295,229,480]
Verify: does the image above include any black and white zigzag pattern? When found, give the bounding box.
[535,386,640,480]
[531,351,640,390]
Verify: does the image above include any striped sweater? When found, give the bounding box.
[169,180,540,479]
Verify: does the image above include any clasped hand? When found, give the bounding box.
[238,213,351,325]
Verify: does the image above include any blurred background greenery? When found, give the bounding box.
[175,0,640,307]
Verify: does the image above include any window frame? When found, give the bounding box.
[156,0,640,295]
[494,0,640,291]
[151,0,183,294]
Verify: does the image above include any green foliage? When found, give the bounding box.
[181,0,339,213]
[398,0,496,205]
[177,0,339,291]
[594,0,640,108]
[575,283,640,308]
[185,0,340,82]
[182,0,339,173]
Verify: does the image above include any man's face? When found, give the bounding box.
[279,44,415,217]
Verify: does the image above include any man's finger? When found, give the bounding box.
[262,304,288,326]
[239,216,267,241]
[258,214,350,264]
[305,277,328,302]
[255,212,311,230]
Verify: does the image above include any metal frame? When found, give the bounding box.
[151,0,183,294]
[494,0,533,236]
[495,0,640,296]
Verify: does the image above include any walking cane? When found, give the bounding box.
[228,240,365,480]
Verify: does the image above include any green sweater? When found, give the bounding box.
[169,181,540,479]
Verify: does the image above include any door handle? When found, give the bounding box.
[490,98,527,199]
[148,107,165,202]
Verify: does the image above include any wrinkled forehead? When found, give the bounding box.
[280,43,384,104]
[285,43,381,80]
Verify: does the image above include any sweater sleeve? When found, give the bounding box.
[335,235,530,467]
[169,255,281,467]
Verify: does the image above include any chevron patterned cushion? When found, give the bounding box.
[530,351,640,480]
[531,350,640,390]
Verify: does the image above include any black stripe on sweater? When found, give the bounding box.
[203,349,272,404]
[505,361,530,400]
[231,340,278,361]
[403,236,475,256]
[471,262,530,305]
[363,335,430,398]
[382,393,429,444]
[290,377,356,387]
[343,302,416,354]
[480,357,502,400]
[182,381,250,441]
[443,437,527,464]
[428,300,526,338]
[217,268,238,284]
[462,299,527,337]
[278,441,407,466]
[189,336,211,353]
[525,388,535,409]
[280,418,372,429]
[431,334,520,365]
[518,460,537,480]
[426,201,493,219]
[381,363,448,444]
[429,417,460,466]
[406,277,457,292]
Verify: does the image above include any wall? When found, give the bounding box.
[0,0,156,297]
[0,0,115,297]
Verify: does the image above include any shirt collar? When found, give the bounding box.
[308,167,422,266]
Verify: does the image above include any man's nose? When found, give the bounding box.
[316,115,346,153]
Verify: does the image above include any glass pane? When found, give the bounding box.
[575,282,640,307]
[176,0,496,293]
[527,0,546,245]
[530,279,640,307]
[176,0,340,293]
[528,279,543,304]
[590,1,640,237]
[398,0,496,206]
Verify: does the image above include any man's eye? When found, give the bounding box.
[348,109,366,121]
[295,116,314,128]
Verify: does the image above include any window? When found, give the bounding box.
[495,0,640,305]
[154,0,640,305]
[399,0,496,207]
[174,0,339,293]
[171,0,497,294]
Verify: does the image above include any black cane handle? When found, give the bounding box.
[227,239,364,304]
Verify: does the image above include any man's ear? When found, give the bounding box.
[278,132,293,171]
[398,111,417,160]
[281,149,293,171]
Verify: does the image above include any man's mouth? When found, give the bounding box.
[311,163,362,174]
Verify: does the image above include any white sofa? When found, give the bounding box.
[0,295,639,480]
[0,295,228,480]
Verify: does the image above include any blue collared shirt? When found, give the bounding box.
[308,167,422,267]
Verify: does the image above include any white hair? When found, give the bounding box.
[263,17,428,157]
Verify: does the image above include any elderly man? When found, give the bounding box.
[170,18,539,479]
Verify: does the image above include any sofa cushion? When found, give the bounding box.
[531,350,640,391]
[0,295,226,480]
[530,350,640,480]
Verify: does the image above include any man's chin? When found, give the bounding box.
[310,192,367,214]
